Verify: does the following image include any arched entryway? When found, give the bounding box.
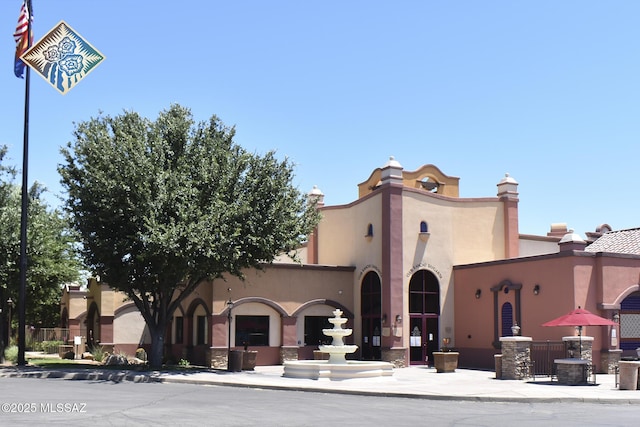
[361,271,382,360]
[409,270,440,365]
[86,302,100,348]
[185,299,211,366]
[620,291,640,354]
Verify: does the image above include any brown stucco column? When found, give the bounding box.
[210,314,227,347]
[306,186,324,264]
[67,318,82,343]
[281,316,297,347]
[496,174,519,259]
[208,314,231,369]
[380,157,405,358]
[280,316,299,363]
[99,315,114,344]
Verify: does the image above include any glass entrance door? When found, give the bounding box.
[410,315,438,365]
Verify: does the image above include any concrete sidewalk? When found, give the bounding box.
[1,364,639,404]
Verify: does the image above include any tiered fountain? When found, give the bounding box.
[283,308,394,380]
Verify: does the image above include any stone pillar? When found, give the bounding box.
[280,346,299,363]
[499,336,531,380]
[601,349,622,374]
[207,347,228,369]
[382,347,407,368]
[562,336,593,362]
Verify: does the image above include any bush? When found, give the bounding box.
[90,345,106,362]
[4,345,18,363]
[135,348,147,361]
[41,340,64,354]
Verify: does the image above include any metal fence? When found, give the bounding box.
[530,340,565,376]
[25,328,72,353]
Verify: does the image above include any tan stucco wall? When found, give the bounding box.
[519,235,560,257]
[316,194,382,267]
[207,265,355,316]
[113,303,150,345]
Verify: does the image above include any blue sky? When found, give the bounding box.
[1,1,639,238]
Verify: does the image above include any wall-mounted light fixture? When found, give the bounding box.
[365,223,374,241]
[533,284,540,295]
[613,312,620,323]
[395,315,402,324]
[382,314,387,325]
[475,289,482,299]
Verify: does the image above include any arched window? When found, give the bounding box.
[501,302,514,336]
[366,223,374,237]
[193,304,208,345]
[420,221,428,233]
[409,270,439,315]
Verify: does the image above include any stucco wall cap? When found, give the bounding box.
[498,172,518,185]
[499,336,532,342]
[562,336,594,342]
[308,185,324,197]
[559,230,586,244]
[382,156,402,169]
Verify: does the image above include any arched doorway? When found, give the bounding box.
[409,270,440,365]
[361,271,382,360]
[620,291,640,354]
[86,302,100,348]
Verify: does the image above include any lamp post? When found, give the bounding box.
[227,297,234,371]
[7,298,13,342]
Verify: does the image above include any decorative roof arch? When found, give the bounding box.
[357,163,460,198]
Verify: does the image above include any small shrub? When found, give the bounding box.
[4,345,18,363]
[41,340,63,354]
[178,358,190,367]
[90,345,106,362]
[135,347,147,361]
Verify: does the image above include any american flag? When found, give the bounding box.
[13,0,32,78]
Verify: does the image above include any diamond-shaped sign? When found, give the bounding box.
[21,21,105,95]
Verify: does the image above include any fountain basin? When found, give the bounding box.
[283,360,394,380]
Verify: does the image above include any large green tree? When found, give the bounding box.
[59,104,320,368]
[0,146,82,338]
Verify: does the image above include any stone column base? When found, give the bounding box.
[207,347,229,369]
[601,349,622,374]
[382,347,407,368]
[280,346,299,364]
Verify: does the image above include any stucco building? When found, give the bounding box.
[61,157,640,371]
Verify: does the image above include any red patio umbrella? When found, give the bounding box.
[542,307,617,357]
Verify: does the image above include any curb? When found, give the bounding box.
[2,367,640,404]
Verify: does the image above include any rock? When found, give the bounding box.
[62,351,75,360]
[103,353,129,366]
[82,352,94,360]
[127,357,146,365]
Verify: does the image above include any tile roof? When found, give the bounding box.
[585,228,640,255]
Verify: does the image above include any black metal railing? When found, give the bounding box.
[530,340,565,376]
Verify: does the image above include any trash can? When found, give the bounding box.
[228,350,243,372]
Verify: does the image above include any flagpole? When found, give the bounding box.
[17,0,33,367]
